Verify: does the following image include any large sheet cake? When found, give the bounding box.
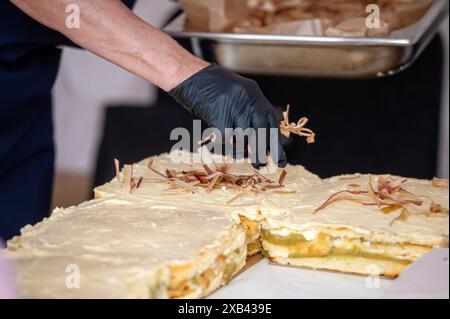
[4,151,448,298]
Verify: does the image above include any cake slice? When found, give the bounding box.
[260,174,449,277]
[6,197,247,298]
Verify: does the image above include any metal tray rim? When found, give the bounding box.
[164,0,448,47]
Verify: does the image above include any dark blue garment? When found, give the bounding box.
[0,1,134,240]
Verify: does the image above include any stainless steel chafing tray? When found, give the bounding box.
[164,0,448,78]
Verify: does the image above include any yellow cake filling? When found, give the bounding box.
[247,241,262,256]
[239,216,262,256]
[261,229,431,266]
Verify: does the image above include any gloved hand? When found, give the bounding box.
[169,64,287,169]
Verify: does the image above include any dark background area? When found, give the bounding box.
[94,34,443,188]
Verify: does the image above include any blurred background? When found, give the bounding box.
[51,0,449,209]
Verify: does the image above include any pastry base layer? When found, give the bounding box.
[271,256,408,278]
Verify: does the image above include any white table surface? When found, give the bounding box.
[208,249,449,299]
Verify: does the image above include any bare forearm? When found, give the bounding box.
[11,0,208,91]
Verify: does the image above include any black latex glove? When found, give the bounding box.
[169,64,287,169]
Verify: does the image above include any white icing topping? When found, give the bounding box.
[95,151,322,220]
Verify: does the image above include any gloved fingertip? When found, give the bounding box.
[271,148,287,168]
[251,157,268,170]
[277,158,288,168]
